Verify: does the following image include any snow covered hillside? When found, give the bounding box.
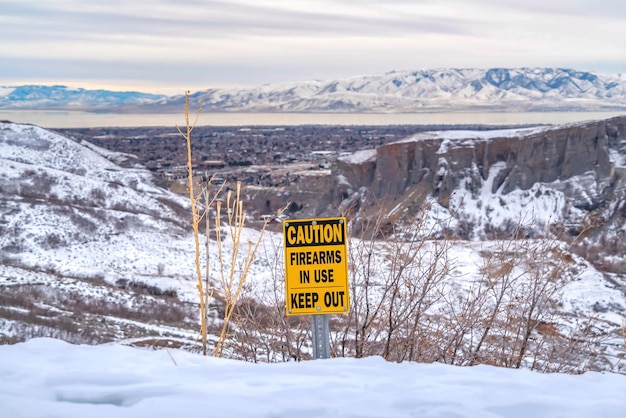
[0,122,201,344]
[0,122,278,348]
[1,122,625,374]
[0,122,193,275]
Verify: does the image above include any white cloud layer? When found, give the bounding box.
[1,0,625,92]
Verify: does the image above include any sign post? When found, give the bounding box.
[283,217,350,359]
[311,315,330,359]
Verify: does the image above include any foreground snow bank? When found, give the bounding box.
[1,339,624,418]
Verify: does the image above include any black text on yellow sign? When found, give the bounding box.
[283,217,350,316]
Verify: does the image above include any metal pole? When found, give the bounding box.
[311,314,330,359]
[204,179,210,355]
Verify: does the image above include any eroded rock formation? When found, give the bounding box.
[323,116,626,242]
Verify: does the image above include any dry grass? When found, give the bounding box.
[0,279,197,346]
[127,338,188,350]
[224,209,613,372]
[115,278,178,298]
[177,91,213,355]
[177,91,281,356]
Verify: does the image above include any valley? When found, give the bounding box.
[53,123,537,230]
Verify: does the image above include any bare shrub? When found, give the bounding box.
[432,222,601,373]
[90,188,107,203]
[176,92,287,357]
[0,281,196,346]
[331,204,452,363]
[218,201,605,372]
[115,278,178,298]
[67,210,98,233]
[154,195,189,225]
[157,263,166,276]
[42,233,65,249]
[230,237,311,362]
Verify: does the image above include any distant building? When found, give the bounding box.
[198,160,226,169]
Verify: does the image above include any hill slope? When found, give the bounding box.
[323,117,626,269]
[0,122,200,344]
[0,122,624,371]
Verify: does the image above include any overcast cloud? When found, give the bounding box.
[1,0,625,93]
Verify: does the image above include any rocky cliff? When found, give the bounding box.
[323,116,626,264]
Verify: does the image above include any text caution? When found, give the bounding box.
[283,217,350,316]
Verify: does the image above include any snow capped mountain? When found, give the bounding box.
[2,68,626,113]
[176,67,626,112]
[0,85,167,110]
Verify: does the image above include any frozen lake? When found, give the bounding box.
[1,110,624,128]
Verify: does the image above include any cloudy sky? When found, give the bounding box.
[1,0,625,93]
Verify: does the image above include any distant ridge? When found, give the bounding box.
[0,85,167,111]
[3,68,626,113]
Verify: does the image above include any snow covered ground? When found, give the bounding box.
[2,120,626,417]
[0,338,624,418]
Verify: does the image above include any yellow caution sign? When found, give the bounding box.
[283,217,350,316]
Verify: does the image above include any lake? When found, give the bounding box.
[1,110,624,129]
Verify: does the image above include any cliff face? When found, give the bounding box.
[325,116,626,247]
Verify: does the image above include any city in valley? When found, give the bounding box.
[54,123,528,226]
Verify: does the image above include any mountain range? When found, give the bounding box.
[2,67,626,113]
[0,85,166,110]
